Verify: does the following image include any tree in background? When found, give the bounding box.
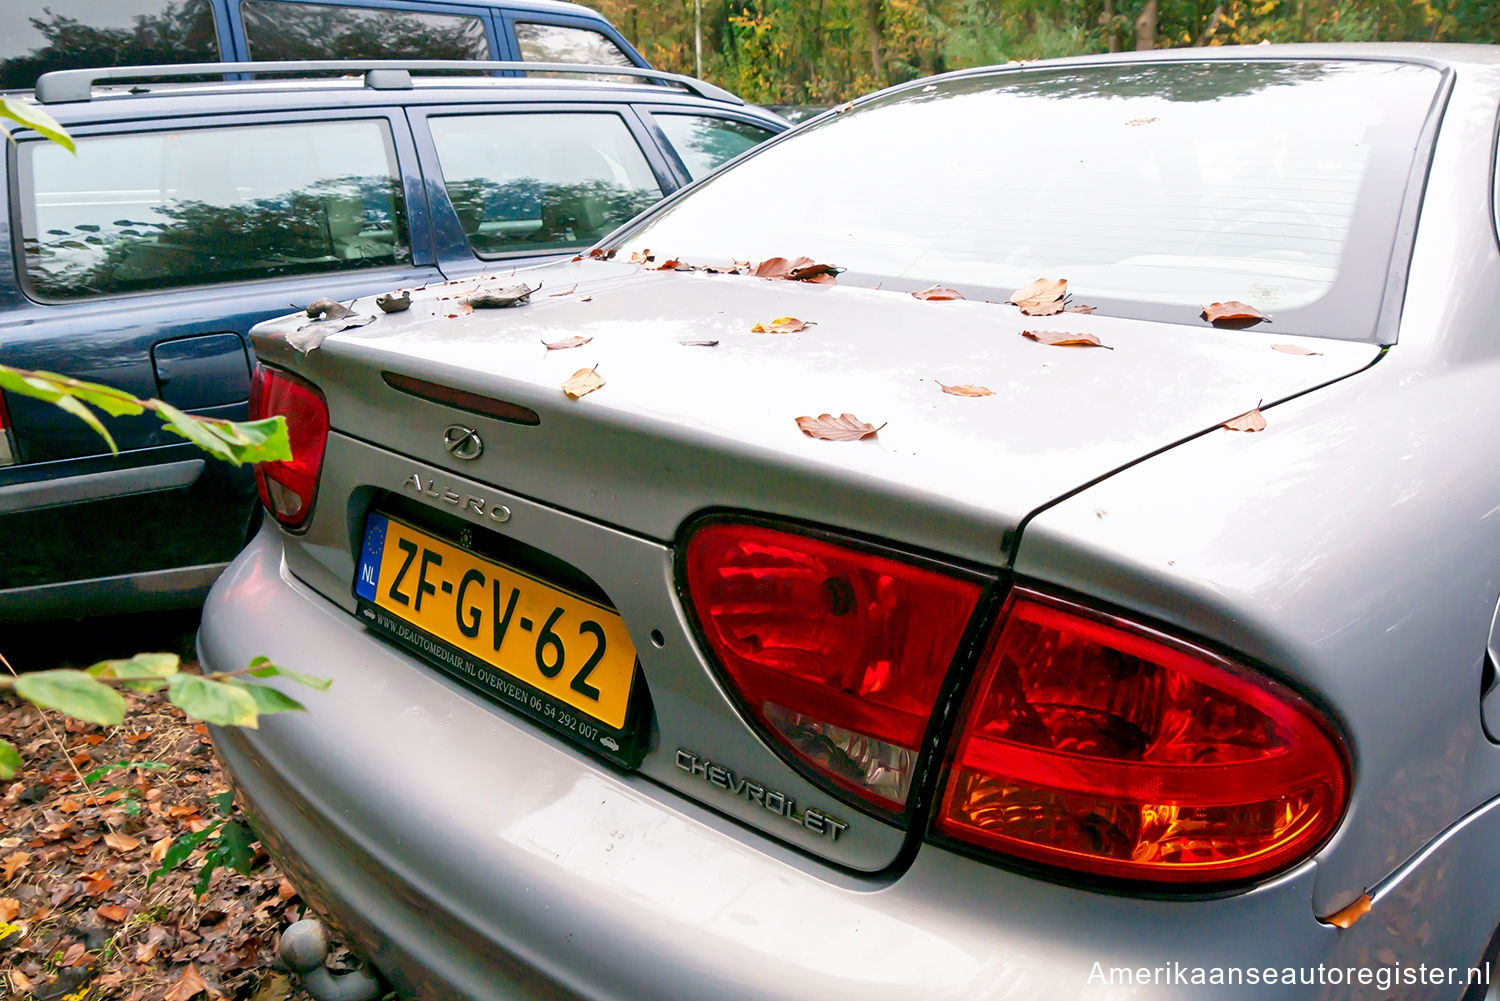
[584,0,1497,102]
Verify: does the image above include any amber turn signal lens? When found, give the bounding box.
[936,592,1348,884]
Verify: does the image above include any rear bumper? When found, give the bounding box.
[204,526,1500,1001]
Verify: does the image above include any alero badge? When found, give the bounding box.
[443,425,484,460]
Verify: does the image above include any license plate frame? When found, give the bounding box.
[352,508,649,768]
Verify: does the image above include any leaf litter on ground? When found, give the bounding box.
[0,684,343,1001]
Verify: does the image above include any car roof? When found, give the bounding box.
[17,60,784,128]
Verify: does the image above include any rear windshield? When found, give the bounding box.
[618,60,1443,340]
[0,0,220,91]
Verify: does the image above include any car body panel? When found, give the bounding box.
[206,527,1500,1000]
[251,261,1380,566]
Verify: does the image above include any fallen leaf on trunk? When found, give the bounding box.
[303,297,353,320]
[548,284,579,297]
[938,382,994,397]
[1021,329,1112,349]
[541,335,593,350]
[1065,304,1096,314]
[1126,116,1157,126]
[375,290,411,313]
[1009,278,1067,315]
[1222,407,1267,432]
[444,304,474,319]
[678,339,719,347]
[98,903,129,922]
[751,316,814,334]
[751,256,841,283]
[1271,343,1321,355]
[1202,300,1269,324]
[912,285,964,301]
[833,100,854,113]
[1323,892,1371,929]
[562,367,605,400]
[795,413,885,441]
[103,831,139,852]
[629,249,655,264]
[464,283,539,309]
[164,962,209,1001]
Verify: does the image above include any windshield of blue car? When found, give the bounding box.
[617,59,1443,341]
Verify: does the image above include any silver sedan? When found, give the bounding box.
[205,44,1500,1000]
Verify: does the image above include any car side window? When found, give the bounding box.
[652,114,778,180]
[18,119,412,301]
[240,0,488,60]
[428,113,663,257]
[514,23,634,67]
[0,0,221,90]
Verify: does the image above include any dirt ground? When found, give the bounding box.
[1,612,342,1001]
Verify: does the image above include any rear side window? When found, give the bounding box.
[428,113,663,256]
[654,114,777,180]
[19,120,412,300]
[241,0,488,60]
[514,23,633,67]
[0,0,220,91]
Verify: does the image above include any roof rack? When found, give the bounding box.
[34,59,743,106]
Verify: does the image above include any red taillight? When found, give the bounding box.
[937,591,1348,884]
[683,521,983,811]
[250,366,328,529]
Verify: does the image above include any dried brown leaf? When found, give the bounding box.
[444,304,474,319]
[80,870,113,896]
[0,897,18,921]
[1202,300,1269,324]
[1222,407,1267,432]
[1021,329,1112,349]
[1126,116,1157,126]
[303,297,353,320]
[57,797,81,813]
[912,285,964,301]
[2,850,32,880]
[678,339,719,347]
[750,256,793,279]
[562,367,605,400]
[150,835,173,863]
[751,316,814,334]
[629,249,655,264]
[938,382,994,397]
[751,256,840,283]
[1009,278,1067,313]
[98,903,130,923]
[1324,892,1372,929]
[103,831,139,852]
[61,941,88,966]
[1064,304,1096,314]
[1271,343,1322,356]
[795,413,885,441]
[833,100,854,113]
[464,283,538,309]
[548,284,579,297]
[375,290,411,313]
[164,962,209,1001]
[541,335,593,351]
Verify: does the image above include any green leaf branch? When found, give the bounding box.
[0,654,330,779]
[0,96,73,152]
[0,365,290,465]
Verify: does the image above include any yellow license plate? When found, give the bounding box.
[354,512,637,730]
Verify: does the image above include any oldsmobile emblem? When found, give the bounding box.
[442,424,484,460]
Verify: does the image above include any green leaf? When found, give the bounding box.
[52,394,118,454]
[247,658,332,692]
[212,790,235,814]
[0,96,74,153]
[167,674,259,728]
[238,682,307,716]
[0,739,20,780]
[216,819,257,876]
[80,760,168,784]
[157,403,292,467]
[89,652,180,693]
[147,820,223,887]
[15,670,127,726]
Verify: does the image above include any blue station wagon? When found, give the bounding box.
[0,62,784,621]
